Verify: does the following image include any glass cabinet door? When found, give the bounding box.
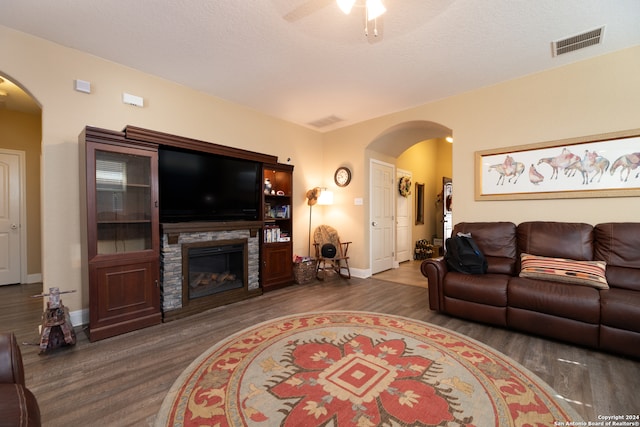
[95,149,153,255]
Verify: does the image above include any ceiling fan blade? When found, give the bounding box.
[283,0,334,22]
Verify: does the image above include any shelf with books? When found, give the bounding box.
[264,203,290,220]
[261,163,294,290]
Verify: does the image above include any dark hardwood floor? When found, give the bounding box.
[2,276,638,426]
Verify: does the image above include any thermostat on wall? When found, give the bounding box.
[123,92,144,107]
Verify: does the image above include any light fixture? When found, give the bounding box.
[317,188,334,205]
[337,0,387,37]
[337,0,355,14]
[446,136,454,143]
[365,0,386,21]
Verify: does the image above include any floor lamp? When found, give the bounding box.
[306,187,334,257]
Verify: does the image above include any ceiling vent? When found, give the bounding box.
[552,26,604,57]
[308,115,345,128]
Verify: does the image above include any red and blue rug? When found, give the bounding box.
[156,311,582,426]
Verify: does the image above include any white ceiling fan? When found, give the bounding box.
[337,0,386,36]
[282,0,387,39]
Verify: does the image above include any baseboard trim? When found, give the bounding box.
[70,308,89,327]
[350,268,370,279]
[26,273,42,284]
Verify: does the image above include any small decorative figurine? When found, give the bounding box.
[33,287,77,354]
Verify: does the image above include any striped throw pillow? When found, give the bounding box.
[519,253,608,289]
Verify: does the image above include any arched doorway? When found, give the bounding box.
[366,120,452,274]
[0,73,43,285]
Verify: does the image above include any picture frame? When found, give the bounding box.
[475,128,640,200]
[415,182,425,225]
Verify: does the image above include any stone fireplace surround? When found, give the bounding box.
[160,221,262,321]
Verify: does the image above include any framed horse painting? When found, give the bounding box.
[475,128,640,200]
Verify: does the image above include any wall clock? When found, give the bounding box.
[334,167,352,187]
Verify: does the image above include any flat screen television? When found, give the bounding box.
[158,146,261,222]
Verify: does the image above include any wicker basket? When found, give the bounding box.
[293,260,317,284]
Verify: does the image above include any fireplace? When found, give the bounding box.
[183,239,247,301]
[160,221,263,321]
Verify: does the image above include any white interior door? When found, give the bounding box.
[395,169,412,263]
[0,151,23,285]
[370,160,394,274]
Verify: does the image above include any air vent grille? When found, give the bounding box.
[552,27,604,57]
[308,115,344,128]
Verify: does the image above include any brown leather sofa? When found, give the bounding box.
[0,333,41,426]
[421,221,640,359]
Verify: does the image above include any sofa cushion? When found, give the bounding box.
[452,222,517,275]
[594,223,640,291]
[444,273,509,307]
[507,307,600,349]
[517,221,593,261]
[445,298,507,327]
[519,253,608,289]
[600,289,640,333]
[508,277,600,324]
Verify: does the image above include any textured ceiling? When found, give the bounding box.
[1,0,639,130]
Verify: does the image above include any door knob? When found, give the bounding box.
[372,221,377,226]
[10,224,18,230]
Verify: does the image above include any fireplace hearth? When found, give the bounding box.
[184,240,245,300]
[160,221,262,321]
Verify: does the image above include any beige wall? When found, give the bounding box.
[397,138,453,245]
[0,109,42,277]
[1,26,322,315]
[322,45,640,274]
[2,22,639,318]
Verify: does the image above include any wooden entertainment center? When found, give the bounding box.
[80,126,294,341]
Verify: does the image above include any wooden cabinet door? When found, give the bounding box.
[262,243,293,289]
[88,257,160,341]
[86,142,159,260]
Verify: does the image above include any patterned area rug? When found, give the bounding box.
[156,311,582,426]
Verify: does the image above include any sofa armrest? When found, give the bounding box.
[0,333,25,386]
[421,257,447,311]
[0,384,41,426]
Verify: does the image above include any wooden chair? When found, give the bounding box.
[313,225,351,280]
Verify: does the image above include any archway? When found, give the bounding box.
[366,120,452,274]
[0,73,43,285]
[367,120,452,157]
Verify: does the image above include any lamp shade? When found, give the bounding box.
[317,189,334,205]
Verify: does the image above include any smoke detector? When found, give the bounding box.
[552,26,604,57]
